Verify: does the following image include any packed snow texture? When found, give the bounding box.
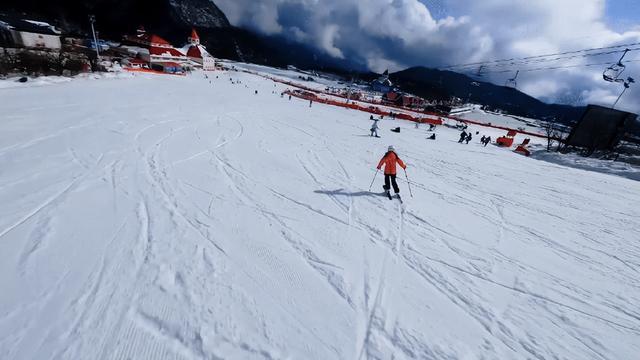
[1,69,639,360]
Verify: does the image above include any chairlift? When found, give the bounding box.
[505,70,519,89]
[603,49,630,83]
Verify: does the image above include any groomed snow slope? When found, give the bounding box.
[1,71,639,360]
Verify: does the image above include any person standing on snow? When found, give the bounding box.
[371,119,380,137]
[465,133,472,144]
[377,146,406,195]
[458,130,467,143]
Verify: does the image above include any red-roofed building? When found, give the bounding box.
[401,94,426,109]
[122,27,215,71]
[180,28,216,70]
[123,28,188,67]
[383,91,402,105]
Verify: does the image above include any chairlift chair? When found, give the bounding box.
[603,49,630,83]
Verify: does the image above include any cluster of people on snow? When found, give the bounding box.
[458,130,473,144]
[458,130,492,146]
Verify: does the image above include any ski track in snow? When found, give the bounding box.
[0,69,639,359]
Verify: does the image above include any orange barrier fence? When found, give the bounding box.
[285,90,443,125]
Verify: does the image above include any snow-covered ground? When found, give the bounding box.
[227,61,342,91]
[1,69,639,360]
[457,109,545,135]
[0,71,133,90]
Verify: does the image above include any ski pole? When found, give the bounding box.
[368,169,379,191]
[404,169,413,197]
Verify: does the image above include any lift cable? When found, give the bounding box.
[441,42,640,70]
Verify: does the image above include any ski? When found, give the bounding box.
[386,190,392,200]
[396,194,403,204]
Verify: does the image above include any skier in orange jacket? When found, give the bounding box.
[377,145,406,195]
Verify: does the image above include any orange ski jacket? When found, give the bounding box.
[377,151,406,175]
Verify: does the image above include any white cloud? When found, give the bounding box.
[214,0,640,113]
[319,24,344,59]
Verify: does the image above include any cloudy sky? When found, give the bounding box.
[215,0,640,112]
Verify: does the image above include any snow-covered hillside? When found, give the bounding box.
[1,69,639,360]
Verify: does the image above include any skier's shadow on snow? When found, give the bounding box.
[314,189,385,197]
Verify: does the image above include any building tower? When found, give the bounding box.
[188,28,200,46]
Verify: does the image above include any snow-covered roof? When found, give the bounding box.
[180,44,211,59]
[150,46,186,57]
[124,33,175,49]
[374,77,393,86]
[0,15,61,35]
[24,20,61,34]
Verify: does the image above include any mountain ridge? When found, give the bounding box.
[390,66,585,122]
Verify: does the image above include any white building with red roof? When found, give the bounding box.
[180,29,216,71]
[122,27,215,71]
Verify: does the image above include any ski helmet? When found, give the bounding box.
[388,145,395,152]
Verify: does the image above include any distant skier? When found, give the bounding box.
[377,146,407,198]
[483,136,491,146]
[481,135,487,144]
[458,130,467,143]
[370,119,380,137]
[309,100,313,108]
[465,133,472,144]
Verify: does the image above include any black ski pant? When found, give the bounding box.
[384,174,400,194]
